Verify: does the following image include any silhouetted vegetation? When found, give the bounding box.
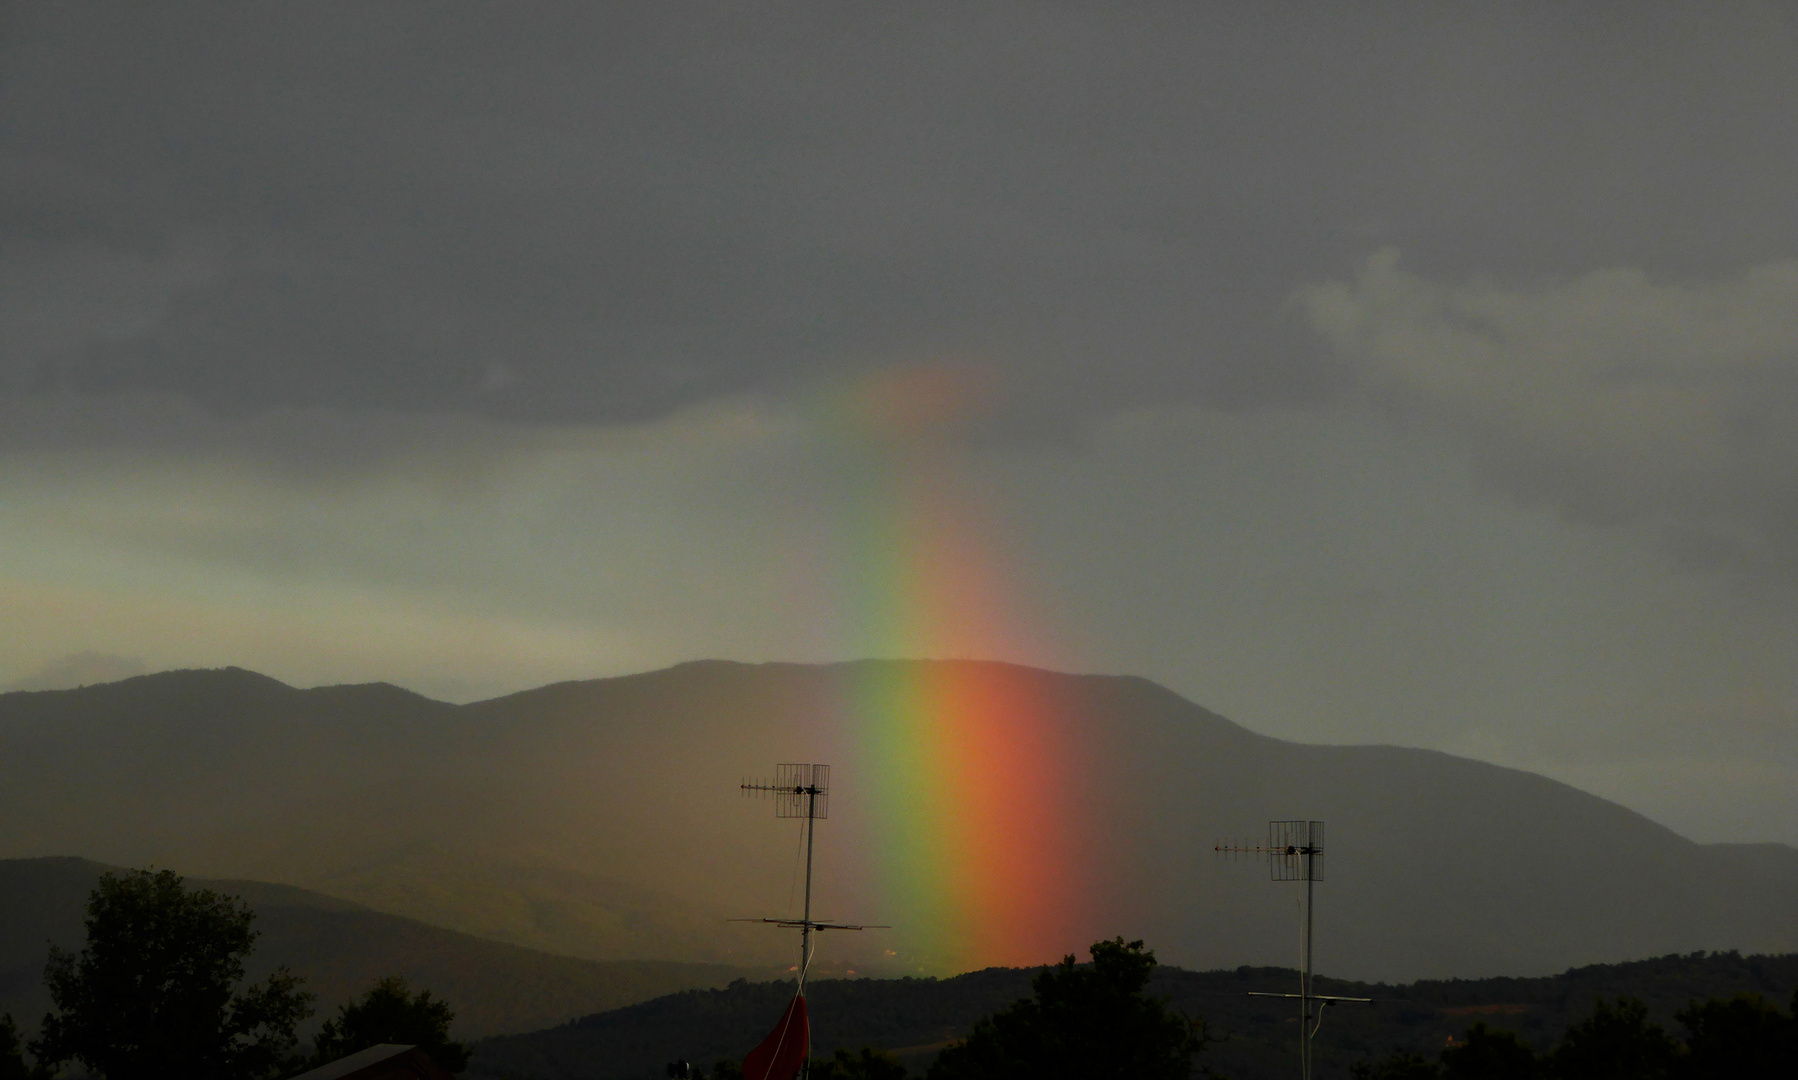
[1677,990,1798,1078]
[29,869,314,1079]
[707,1057,744,1080]
[926,938,1212,1080]
[1350,989,1798,1080]
[0,856,752,1043]
[311,975,469,1070]
[1545,996,1676,1079]
[0,1015,45,1080]
[471,950,1798,1080]
[1438,1023,1538,1078]
[1349,1051,1440,1080]
[809,1046,909,1080]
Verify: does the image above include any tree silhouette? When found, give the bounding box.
[0,1015,46,1080]
[1676,990,1797,1079]
[1351,1051,1443,1080]
[29,869,313,1080]
[927,938,1211,1080]
[1354,986,1798,1080]
[1439,1023,1538,1080]
[809,1046,908,1080]
[1544,996,1677,1080]
[708,1057,745,1080]
[310,976,469,1070]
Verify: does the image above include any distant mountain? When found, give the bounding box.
[469,950,1798,1080]
[0,669,763,966]
[1,661,1793,982]
[0,857,752,1041]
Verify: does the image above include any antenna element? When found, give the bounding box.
[1215,820,1360,1080]
[738,763,888,1080]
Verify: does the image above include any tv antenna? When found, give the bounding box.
[736,763,887,1080]
[1216,820,1368,1080]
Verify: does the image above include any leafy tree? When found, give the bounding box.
[927,938,1211,1080]
[29,869,313,1080]
[1675,990,1796,1079]
[1440,1023,1539,1080]
[1544,996,1677,1080]
[1,1015,47,1080]
[310,976,469,1070]
[809,1046,907,1080]
[1352,1051,1443,1080]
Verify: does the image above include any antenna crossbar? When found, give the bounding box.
[730,918,890,931]
[1214,820,1324,882]
[1213,843,1323,854]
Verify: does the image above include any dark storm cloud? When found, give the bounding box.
[5,2,1797,428]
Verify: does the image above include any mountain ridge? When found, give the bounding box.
[1,659,1791,982]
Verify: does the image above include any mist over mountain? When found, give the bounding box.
[1,660,1792,982]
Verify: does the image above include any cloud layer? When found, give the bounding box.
[7,3,1798,433]
[3,4,1796,846]
[1302,252,1798,583]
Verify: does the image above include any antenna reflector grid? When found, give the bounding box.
[773,762,830,819]
[1267,819,1324,881]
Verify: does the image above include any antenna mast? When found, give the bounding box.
[738,764,887,1080]
[1216,820,1366,1080]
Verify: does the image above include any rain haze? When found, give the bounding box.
[4,1,1798,854]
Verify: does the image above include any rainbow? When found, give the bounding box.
[836,660,1102,972]
[806,364,1102,972]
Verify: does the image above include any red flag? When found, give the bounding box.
[742,993,809,1080]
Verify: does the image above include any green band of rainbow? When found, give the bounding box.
[806,365,1100,970]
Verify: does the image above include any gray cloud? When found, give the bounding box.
[6,651,146,692]
[5,3,1798,848]
[6,3,1797,433]
[1300,251,1798,583]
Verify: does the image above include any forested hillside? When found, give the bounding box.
[470,950,1798,1080]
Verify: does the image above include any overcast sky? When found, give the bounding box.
[4,3,1796,845]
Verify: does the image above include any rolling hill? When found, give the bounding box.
[0,857,753,1041]
[1,661,1793,983]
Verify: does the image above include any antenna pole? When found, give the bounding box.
[1303,823,1316,1080]
[801,785,816,990]
[740,764,890,1080]
[800,785,818,1080]
[1216,820,1338,1080]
